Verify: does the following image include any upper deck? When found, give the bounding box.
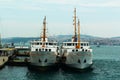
[62,41,90,49]
[30,39,58,52]
[31,39,57,48]
[31,40,57,50]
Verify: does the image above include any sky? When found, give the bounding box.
[0,0,120,38]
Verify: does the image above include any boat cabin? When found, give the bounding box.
[62,42,90,49]
[31,40,58,52]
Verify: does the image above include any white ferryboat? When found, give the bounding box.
[29,16,59,70]
[61,8,93,70]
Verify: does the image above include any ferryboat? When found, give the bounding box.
[29,16,59,70]
[61,8,93,70]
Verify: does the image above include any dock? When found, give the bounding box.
[7,46,30,66]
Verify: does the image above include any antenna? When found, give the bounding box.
[76,19,80,49]
[42,16,47,47]
[43,16,46,42]
[73,8,77,42]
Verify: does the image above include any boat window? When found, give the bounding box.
[45,59,47,63]
[75,43,77,46]
[87,43,89,46]
[42,48,44,51]
[46,43,48,45]
[72,49,74,52]
[81,47,83,49]
[45,49,48,51]
[39,49,41,51]
[54,43,57,45]
[67,43,71,46]
[39,59,41,63]
[84,59,86,63]
[82,49,84,52]
[84,43,86,46]
[76,49,78,52]
[72,43,74,46]
[40,43,42,45]
[37,43,39,45]
[49,43,53,45]
[36,49,38,51]
[49,49,51,52]
[78,59,81,63]
[81,43,83,46]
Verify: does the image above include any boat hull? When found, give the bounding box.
[29,51,59,71]
[61,50,93,71]
[61,63,93,72]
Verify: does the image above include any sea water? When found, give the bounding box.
[0,45,120,80]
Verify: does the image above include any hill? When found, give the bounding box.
[1,35,120,46]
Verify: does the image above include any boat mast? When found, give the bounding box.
[73,8,77,42]
[42,16,47,47]
[77,19,80,48]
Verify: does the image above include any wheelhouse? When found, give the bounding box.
[30,40,58,52]
[62,42,90,49]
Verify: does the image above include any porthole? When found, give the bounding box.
[75,43,77,46]
[49,49,51,52]
[84,59,86,63]
[45,49,48,51]
[81,43,83,46]
[87,43,89,46]
[40,43,42,45]
[37,43,39,45]
[45,59,47,63]
[39,49,41,51]
[36,49,38,51]
[72,49,74,52]
[78,59,80,63]
[73,43,74,46]
[39,59,41,63]
[82,49,84,52]
[76,49,78,52]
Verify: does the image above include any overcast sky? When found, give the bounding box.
[0,0,120,38]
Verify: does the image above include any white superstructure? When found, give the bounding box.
[61,42,93,69]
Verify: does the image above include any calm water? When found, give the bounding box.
[0,45,120,80]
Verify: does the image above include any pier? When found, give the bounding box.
[7,46,30,66]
